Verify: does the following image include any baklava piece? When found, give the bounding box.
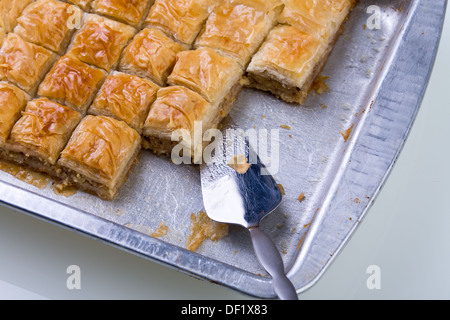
[142,86,214,161]
[195,0,283,68]
[58,115,142,200]
[67,14,136,72]
[5,98,82,175]
[14,0,83,54]
[118,28,185,86]
[278,0,355,37]
[0,33,58,95]
[91,0,154,27]
[0,82,30,147]
[144,0,216,46]
[61,0,93,11]
[89,71,159,133]
[0,0,33,33]
[246,0,355,104]
[246,25,326,104]
[167,47,243,108]
[38,55,107,114]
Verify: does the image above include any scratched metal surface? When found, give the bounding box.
[0,0,446,299]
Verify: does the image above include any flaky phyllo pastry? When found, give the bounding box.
[0,0,355,200]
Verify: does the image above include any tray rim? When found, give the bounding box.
[0,0,446,299]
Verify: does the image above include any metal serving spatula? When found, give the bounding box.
[199,124,298,300]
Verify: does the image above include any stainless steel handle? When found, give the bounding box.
[249,227,298,300]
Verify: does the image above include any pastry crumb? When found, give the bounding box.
[340,124,354,142]
[227,154,251,174]
[151,222,169,238]
[311,74,330,95]
[277,184,285,195]
[185,210,229,252]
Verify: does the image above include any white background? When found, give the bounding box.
[1,6,449,300]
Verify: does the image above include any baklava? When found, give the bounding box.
[246,25,325,104]
[89,71,160,133]
[144,0,216,46]
[142,86,213,161]
[167,47,243,106]
[14,0,83,55]
[0,33,58,95]
[0,0,33,33]
[278,0,355,37]
[0,82,31,147]
[4,98,82,175]
[58,115,142,200]
[246,0,355,104]
[38,55,107,114]
[91,0,154,27]
[61,0,93,11]
[118,28,186,86]
[67,14,136,72]
[195,0,283,68]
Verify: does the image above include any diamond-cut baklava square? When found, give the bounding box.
[91,0,154,27]
[142,86,213,160]
[195,0,282,68]
[7,98,82,169]
[89,71,159,133]
[118,28,185,86]
[67,14,136,72]
[0,33,58,95]
[58,115,142,200]
[246,25,325,104]
[278,0,354,37]
[168,47,243,106]
[0,0,33,33]
[144,0,216,46]
[14,0,83,55]
[0,82,30,146]
[38,55,107,114]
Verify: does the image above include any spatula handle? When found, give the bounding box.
[249,227,298,300]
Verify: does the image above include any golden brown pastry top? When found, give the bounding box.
[0,82,30,144]
[60,115,141,182]
[91,0,152,26]
[67,14,136,71]
[90,72,159,131]
[144,86,210,135]
[278,0,353,36]
[168,47,242,104]
[65,0,93,11]
[225,0,282,12]
[248,25,322,87]
[38,55,107,112]
[0,0,33,33]
[0,27,5,47]
[119,28,185,86]
[145,0,216,45]
[9,98,82,164]
[195,0,275,67]
[0,33,55,93]
[14,0,82,53]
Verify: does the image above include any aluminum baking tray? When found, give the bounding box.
[0,0,446,299]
